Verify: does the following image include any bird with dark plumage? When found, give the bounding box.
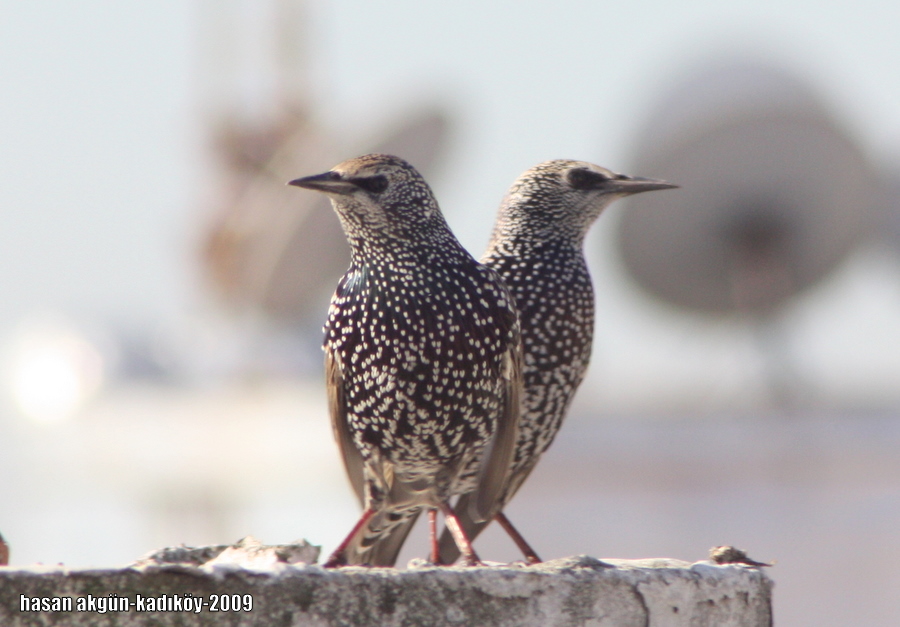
[288,154,522,567]
[438,160,677,564]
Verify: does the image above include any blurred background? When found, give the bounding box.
[1,1,900,624]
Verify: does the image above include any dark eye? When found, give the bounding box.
[351,175,389,194]
[566,168,609,190]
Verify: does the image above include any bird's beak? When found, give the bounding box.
[287,171,357,195]
[611,176,679,195]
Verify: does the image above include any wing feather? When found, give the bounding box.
[470,338,523,523]
[325,347,365,506]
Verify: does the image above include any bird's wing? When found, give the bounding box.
[325,347,366,507]
[470,336,523,523]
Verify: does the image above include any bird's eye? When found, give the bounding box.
[352,175,389,194]
[566,168,609,190]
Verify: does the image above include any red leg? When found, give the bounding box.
[439,502,482,566]
[428,508,440,563]
[323,508,376,568]
[496,512,542,564]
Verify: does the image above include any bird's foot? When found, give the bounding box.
[322,552,347,568]
[439,502,483,567]
[495,512,542,564]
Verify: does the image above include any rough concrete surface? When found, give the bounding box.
[1,539,772,626]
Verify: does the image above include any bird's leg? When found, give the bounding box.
[495,512,542,564]
[323,508,376,568]
[428,508,440,564]
[439,502,482,566]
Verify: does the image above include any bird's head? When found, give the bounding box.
[498,160,678,242]
[288,154,445,244]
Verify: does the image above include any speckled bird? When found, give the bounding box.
[288,154,522,567]
[438,160,677,564]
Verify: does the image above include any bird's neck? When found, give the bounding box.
[348,231,473,276]
[485,218,586,259]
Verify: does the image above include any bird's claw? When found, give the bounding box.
[322,554,348,568]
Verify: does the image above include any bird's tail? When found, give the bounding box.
[342,506,423,567]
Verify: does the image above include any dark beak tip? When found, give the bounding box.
[644,179,679,192]
[623,180,680,195]
[287,170,349,193]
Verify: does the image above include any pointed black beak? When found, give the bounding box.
[287,170,357,195]
[611,176,679,195]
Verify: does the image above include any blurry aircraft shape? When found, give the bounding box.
[616,60,878,315]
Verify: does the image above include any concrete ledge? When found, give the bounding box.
[0,540,773,626]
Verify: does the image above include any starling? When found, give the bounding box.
[288,154,522,567]
[438,160,677,564]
